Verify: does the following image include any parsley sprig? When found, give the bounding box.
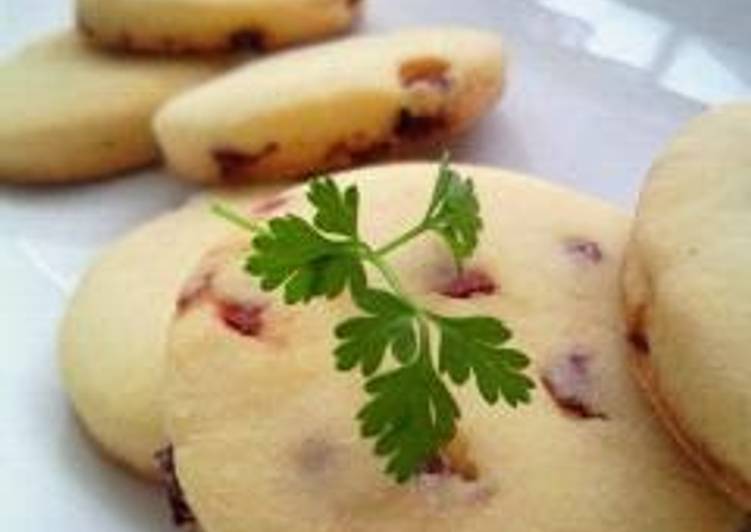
[215,158,535,482]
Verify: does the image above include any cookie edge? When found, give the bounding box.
[622,239,751,510]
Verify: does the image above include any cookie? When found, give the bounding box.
[59,184,286,479]
[164,164,742,531]
[0,32,223,184]
[76,0,362,54]
[154,28,505,184]
[623,103,751,509]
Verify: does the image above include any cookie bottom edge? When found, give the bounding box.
[627,336,751,511]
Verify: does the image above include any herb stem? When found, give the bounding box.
[417,319,432,364]
[364,248,412,302]
[374,222,429,258]
[364,245,433,343]
[211,203,263,233]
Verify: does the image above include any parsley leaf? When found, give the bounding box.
[422,157,482,265]
[308,177,360,238]
[334,287,417,376]
[245,215,363,304]
[434,315,535,406]
[222,158,535,484]
[358,345,459,483]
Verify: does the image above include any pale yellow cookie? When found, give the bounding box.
[154,28,505,184]
[623,102,751,509]
[0,32,224,184]
[59,185,286,479]
[77,0,362,54]
[164,164,742,531]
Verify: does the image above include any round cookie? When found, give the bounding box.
[623,103,751,509]
[0,32,223,184]
[76,0,362,54]
[154,28,505,184]
[165,164,742,531]
[59,185,286,479]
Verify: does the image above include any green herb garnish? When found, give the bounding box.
[215,158,535,483]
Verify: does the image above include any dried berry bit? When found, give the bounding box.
[325,135,391,167]
[627,330,650,355]
[218,301,265,337]
[158,37,200,54]
[213,143,279,183]
[564,237,604,263]
[297,438,336,475]
[119,31,134,51]
[399,57,451,89]
[422,454,448,475]
[440,269,496,299]
[627,305,651,355]
[154,446,196,527]
[420,436,478,482]
[542,352,608,420]
[228,29,267,51]
[394,109,448,140]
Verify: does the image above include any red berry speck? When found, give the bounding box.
[218,301,265,337]
[440,269,496,299]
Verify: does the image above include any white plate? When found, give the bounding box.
[1,1,749,530]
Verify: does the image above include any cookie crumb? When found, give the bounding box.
[155,446,196,527]
[542,352,608,420]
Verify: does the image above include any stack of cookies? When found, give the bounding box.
[0,0,509,185]
[59,99,751,530]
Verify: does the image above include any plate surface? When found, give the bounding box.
[1,1,749,530]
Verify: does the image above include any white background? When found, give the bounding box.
[1,1,750,530]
